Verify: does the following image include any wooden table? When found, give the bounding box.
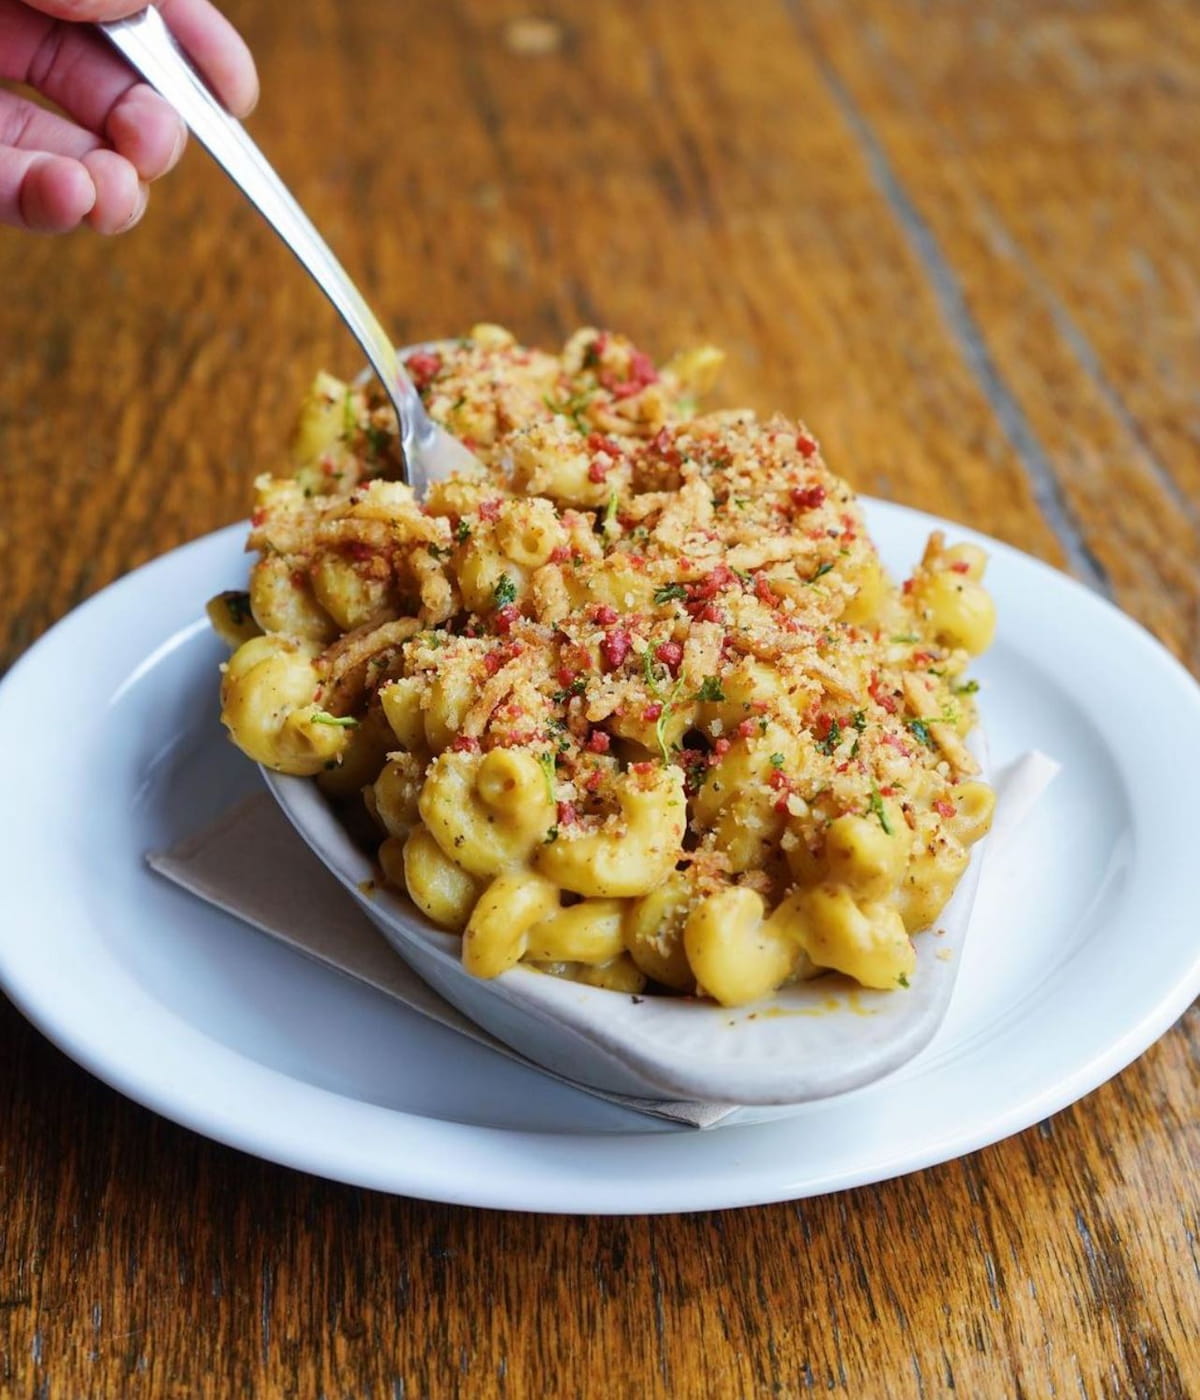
[2,1,1197,1394]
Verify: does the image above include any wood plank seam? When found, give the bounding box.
[783,0,1111,595]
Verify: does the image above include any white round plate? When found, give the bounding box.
[0,505,1197,1214]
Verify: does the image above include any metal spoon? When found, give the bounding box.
[100,7,479,497]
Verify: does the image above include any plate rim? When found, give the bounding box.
[1,504,1198,1212]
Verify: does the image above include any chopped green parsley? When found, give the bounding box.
[493,573,518,607]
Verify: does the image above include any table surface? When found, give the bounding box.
[2,0,1197,1395]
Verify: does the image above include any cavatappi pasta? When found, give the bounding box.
[210,325,996,1007]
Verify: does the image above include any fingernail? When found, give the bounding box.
[168,119,187,170]
[118,182,150,233]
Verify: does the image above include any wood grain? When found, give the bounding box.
[0,1,1196,1396]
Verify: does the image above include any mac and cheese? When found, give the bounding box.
[213,325,995,1006]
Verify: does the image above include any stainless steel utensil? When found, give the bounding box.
[100,7,479,497]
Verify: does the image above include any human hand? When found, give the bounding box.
[0,0,257,233]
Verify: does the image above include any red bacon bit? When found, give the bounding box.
[592,604,619,626]
[655,640,683,673]
[588,456,612,484]
[754,574,779,605]
[934,798,957,819]
[879,785,897,797]
[902,578,915,596]
[650,425,682,467]
[556,801,578,827]
[483,652,504,676]
[869,672,899,714]
[601,629,631,670]
[713,737,731,757]
[603,349,659,401]
[450,735,480,753]
[585,769,603,791]
[587,432,622,456]
[643,703,663,722]
[790,484,826,511]
[494,604,520,635]
[629,349,658,383]
[796,434,818,458]
[950,561,971,574]
[586,730,611,754]
[290,569,308,589]
[736,718,757,740]
[250,508,267,528]
[549,544,572,564]
[477,498,502,522]
[687,564,735,602]
[406,351,443,390]
[555,667,576,689]
[631,761,656,777]
[768,767,795,814]
[344,540,374,562]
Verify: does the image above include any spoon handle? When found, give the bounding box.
[99,7,427,476]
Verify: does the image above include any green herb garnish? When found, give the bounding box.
[653,583,689,605]
[537,751,557,806]
[694,676,725,703]
[807,561,835,584]
[364,423,390,458]
[223,591,253,626]
[954,679,981,695]
[551,676,587,703]
[653,678,687,764]
[816,719,842,756]
[642,650,665,697]
[770,753,785,769]
[311,711,358,728]
[454,518,472,543]
[493,573,518,607]
[868,786,893,835]
[906,718,935,748]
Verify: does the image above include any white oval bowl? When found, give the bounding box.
[262,761,986,1105]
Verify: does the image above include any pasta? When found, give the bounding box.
[212,324,996,1006]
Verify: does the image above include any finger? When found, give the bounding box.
[1,2,144,132]
[106,83,186,181]
[2,0,258,127]
[11,3,142,19]
[0,84,102,160]
[0,146,95,231]
[157,0,259,116]
[81,145,145,233]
